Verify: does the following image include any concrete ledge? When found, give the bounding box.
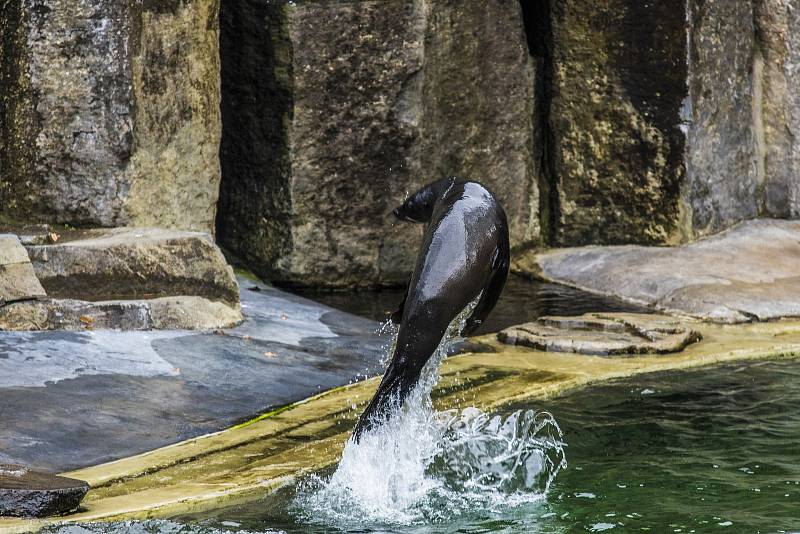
[3,318,800,531]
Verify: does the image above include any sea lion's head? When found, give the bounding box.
[393,178,456,223]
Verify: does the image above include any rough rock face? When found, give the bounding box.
[754,0,800,218]
[0,234,45,305]
[0,464,89,517]
[218,0,424,288]
[544,0,764,245]
[0,0,220,233]
[217,0,538,287]
[421,1,540,247]
[25,228,240,305]
[546,0,689,246]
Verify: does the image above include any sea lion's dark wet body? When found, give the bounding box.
[353,178,510,441]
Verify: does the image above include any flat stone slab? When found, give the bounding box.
[0,464,88,517]
[515,219,800,323]
[498,313,702,356]
[0,276,387,472]
[25,228,239,305]
[0,296,242,331]
[0,234,46,305]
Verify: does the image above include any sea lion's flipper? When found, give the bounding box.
[390,284,409,325]
[462,247,510,336]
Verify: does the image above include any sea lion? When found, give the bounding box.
[352,178,510,441]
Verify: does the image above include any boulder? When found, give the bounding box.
[498,313,701,356]
[545,0,758,246]
[0,464,89,517]
[0,0,220,233]
[516,219,800,323]
[217,0,540,288]
[25,228,239,306]
[0,234,45,305]
[0,296,242,331]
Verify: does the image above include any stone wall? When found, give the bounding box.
[421,0,540,247]
[545,0,689,246]
[0,0,221,233]
[3,0,800,288]
[217,0,538,287]
[538,0,799,245]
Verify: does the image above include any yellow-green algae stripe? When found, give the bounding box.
[3,316,800,533]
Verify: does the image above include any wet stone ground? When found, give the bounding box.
[0,276,389,472]
[0,274,646,474]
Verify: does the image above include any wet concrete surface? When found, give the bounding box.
[0,277,389,472]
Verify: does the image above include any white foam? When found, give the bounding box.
[294,296,567,526]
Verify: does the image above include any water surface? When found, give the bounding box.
[292,275,648,334]
[52,359,800,533]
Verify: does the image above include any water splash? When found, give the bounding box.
[293,296,566,526]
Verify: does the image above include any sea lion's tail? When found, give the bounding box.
[351,360,418,442]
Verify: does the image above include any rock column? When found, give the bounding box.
[755,0,800,218]
[0,0,221,233]
[217,0,539,287]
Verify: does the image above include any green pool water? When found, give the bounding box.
[48,359,800,534]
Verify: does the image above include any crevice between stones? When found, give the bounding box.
[518,0,558,247]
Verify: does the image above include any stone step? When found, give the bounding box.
[498,313,702,356]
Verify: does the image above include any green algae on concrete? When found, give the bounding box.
[3,317,800,532]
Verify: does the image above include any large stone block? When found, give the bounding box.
[546,0,690,245]
[0,234,45,305]
[0,0,220,232]
[754,0,800,218]
[546,0,759,246]
[217,0,539,287]
[25,228,239,305]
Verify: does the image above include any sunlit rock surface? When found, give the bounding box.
[0,465,88,518]
[0,234,44,304]
[0,276,387,472]
[0,0,221,232]
[498,313,701,356]
[217,0,538,287]
[517,219,800,323]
